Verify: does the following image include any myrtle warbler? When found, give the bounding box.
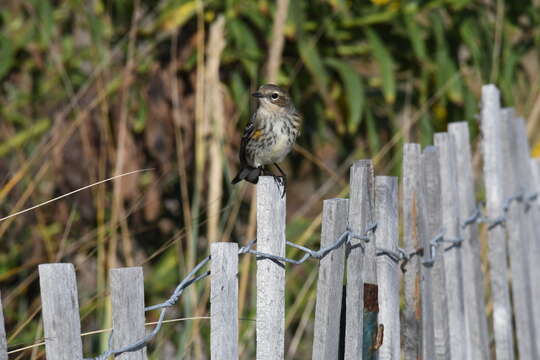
[231,84,302,196]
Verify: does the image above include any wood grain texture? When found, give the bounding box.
[210,242,239,360]
[345,160,375,360]
[256,176,286,360]
[0,291,7,360]
[417,147,436,360]
[530,158,540,289]
[499,110,538,359]
[530,158,540,238]
[479,85,514,360]
[529,157,540,238]
[312,199,348,360]
[509,116,540,350]
[448,122,490,360]
[374,176,400,360]
[434,132,469,360]
[110,267,147,360]
[420,146,450,360]
[39,263,83,360]
[402,143,422,360]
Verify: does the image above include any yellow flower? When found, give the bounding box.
[532,140,540,158]
[160,1,197,32]
[371,0,392,5]
[433,103,447,122]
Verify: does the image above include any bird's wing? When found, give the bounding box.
[238,113,257,166]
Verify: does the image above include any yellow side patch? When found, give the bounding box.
[251,130,263,140]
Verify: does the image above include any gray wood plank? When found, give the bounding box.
[448,122,490,360]
[499,110,538,359]
[0,291,7,360]
[509,116,540,349]
[39,263,83,360]
[211,242,239,360]
[256,176,286,360]
[530,158,540,251]
[345,160,375,360]
[110,267,147,360]
[434,132,469,360]
[356,162,377,285]
[532,158,540,189]
[312,198,348,360]
[479,84,514,360]
[418,148,436,360]
[530,157,540,218]
[419,146,450,360]
[374,176,400,360]
[402,143,422,360]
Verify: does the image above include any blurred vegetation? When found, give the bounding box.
[1,0,540,358]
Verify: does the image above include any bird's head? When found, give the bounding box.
[252,84,293,112]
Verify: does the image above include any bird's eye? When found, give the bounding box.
[271,93,279,100]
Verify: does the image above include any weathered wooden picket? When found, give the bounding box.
[1,84,540,359]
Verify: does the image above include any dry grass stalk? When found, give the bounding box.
[206,16,227,244]
[266,0,290,83]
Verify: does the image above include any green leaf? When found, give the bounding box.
[298,38,329,95]
[325,58,365,133]
[366,28,396,104]
[158,0,197,31]
[288,0,306,39]
[365,107,381,154]
[35,0,54,47]
[230,72,249,122]
[431,13,462,104]
[0,34,14,79]
[0,118,50,157]
[228,19,262,80]
[404,13,427,61]
[343,10,398,27]
[460,18,486,78]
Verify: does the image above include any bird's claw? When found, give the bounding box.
[272,176,287,198]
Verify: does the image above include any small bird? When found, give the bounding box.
[231,84,302,196]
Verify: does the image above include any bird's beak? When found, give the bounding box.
[252,92,264,98]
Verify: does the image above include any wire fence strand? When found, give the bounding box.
[376,189,539,271]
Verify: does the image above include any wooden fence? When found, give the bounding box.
[1,84,540,359]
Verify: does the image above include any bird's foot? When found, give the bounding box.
[272,176,287,198]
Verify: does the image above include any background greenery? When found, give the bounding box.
[1,0,540,358]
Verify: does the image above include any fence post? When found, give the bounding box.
[530,158,540,248]
[417,148,436,360]
[345,160,375,360]
[210,242,239,360]
[256,176,285,360]
[312,198,348,360]
[530,157,540,222]
[509,116,540,347]
[110,267,147,360]
[419,146,450,360]
[434,132,468,360]
[374,176,399,360]
[39,263,83,360]
[448,122,489,360]
[0,291,7,360]
[499,110,538,359]
[402,143,422,360]
[480,84,514,360]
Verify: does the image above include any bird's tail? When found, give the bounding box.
[231,166,261,184]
